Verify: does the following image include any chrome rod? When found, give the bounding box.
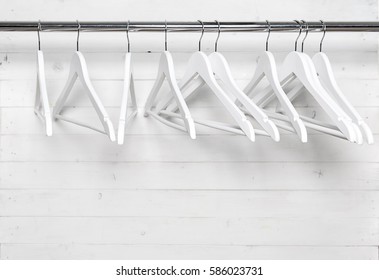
[0,21,378,32]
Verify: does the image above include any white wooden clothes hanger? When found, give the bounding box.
[155,20,256,141]
[34,22,52,136]
[238,21,308,142]
[53,22,116,141]
[310,21,372,144]
[312,53,371,143]
[207,52,280,140]
[144,21,196,139]
[118,22,138,145]
[280,53,358,142]
[253,21,359,143]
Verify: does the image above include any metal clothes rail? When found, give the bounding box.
[0,21,379,32]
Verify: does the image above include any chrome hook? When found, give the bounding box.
[319,20,326,52]
[126,20,131,53]
[37,20,41,51]
[76,20,80,51]
[294,20,302,51]
[164,20,168,51]
[198,20,205,51]
[301,20,309,52]
[214,20,221,52]
[265,20,271,51]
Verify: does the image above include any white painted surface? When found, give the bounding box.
[0,0,378,260]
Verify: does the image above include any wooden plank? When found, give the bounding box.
[1,107,378,135]
[0,0,375,23]
[1,162,377,190]
[1,190,379,218]
[0,51,377,80]
[1,217,378,245]
[1,244,377,260]
[0,134,378,162]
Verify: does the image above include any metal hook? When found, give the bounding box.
[301,20,309,52]
[164,20,168,51]
[265,20,271,51]
[198,20,204,51]
[319,20,326,52]
[214,20,221,52]
[37,20,41,51]
[126,20,130,53]
[76,20,80,51]
[294,20,302,51]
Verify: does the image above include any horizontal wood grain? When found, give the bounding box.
[1,244,377,260]
[1,216,378,245]
[1,190,379,218]
[0,0,375,23]
[0,134,378,162]
[1,162,377,190]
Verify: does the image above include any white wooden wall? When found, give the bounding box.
[0,0,378,260]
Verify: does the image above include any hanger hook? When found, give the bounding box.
[319,20,326,52]
[164,20,168,51]
[300,20,309,52]
[37,20,41,51]
[197,20,204,51]
[265,20,271,51]
[126,20,131,53]
[214,20,221,52]
[294,20,302,51]
[76,20,80,51]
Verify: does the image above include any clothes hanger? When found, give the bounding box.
[117,20,138,145]
[34,21,53,136]
[155,20,256,141]
[310,20,372,144]
[255,20,359,143]
[237,20,308,142]
[53,21,116,141]
[155,21,205,113]
[207,21,280,141]
[144,20,196,139]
